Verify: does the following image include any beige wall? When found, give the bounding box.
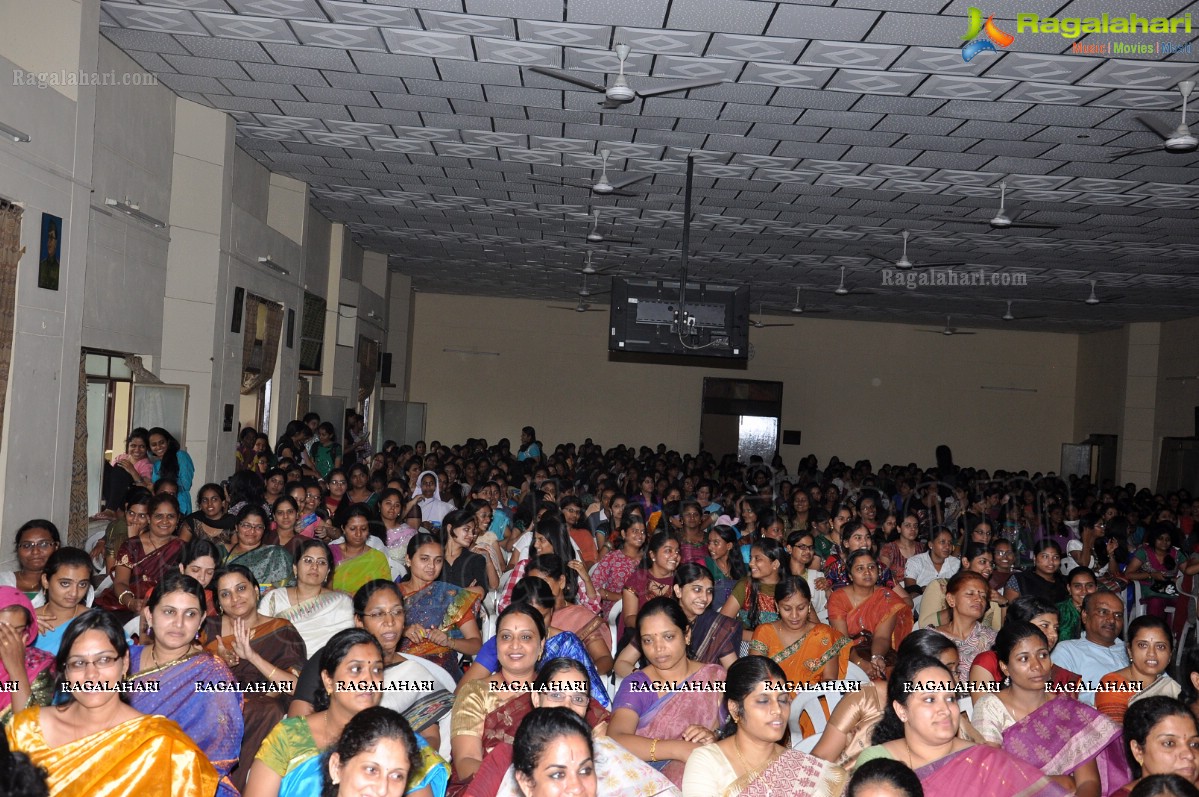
[1074,327,1128,441]
[1156,317,1199,442]
[409,293,1079,473]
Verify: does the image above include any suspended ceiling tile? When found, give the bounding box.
[291,22,388,51]
[768,6,880,40]
[801,40,905,69]
[825,69,925,96]
[740,62,834,88]
[105,2,212,35]
[381,29,475,60]
[1079,58,1199,90]
[914,75,1018,101]
[475,37,561,66]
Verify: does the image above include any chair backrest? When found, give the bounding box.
[607,599,623,652]
[788,689,844,745]
[845,660,870,685]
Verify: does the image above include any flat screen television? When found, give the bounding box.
[608,278,750,360]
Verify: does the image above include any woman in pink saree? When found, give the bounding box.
[855,654,1069,797]
[610,597,726,787]
[973,622,1130,797]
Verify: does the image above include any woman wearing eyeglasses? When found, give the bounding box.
[287,580,459,759]
[827,550,913,681]
[224,505,294,594]
[0,520,61,602]
[260,539,355,655]
[6,609,218,796]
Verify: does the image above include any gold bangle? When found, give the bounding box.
[650,738,659,763]
[268,665,278,680]
[118,590,134,606]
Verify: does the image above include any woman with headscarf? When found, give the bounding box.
[0,587,55,724]
[415,470,456,529]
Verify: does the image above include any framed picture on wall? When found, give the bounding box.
[38,213,62,291]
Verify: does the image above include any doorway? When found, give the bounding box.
[84,351,133,513]
[699,378,783,463]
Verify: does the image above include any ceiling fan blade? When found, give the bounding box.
[905,261,968,269]
[951,331,977,335]
[609,189,641,198]
[866,251,894,264]
[635,78,726,98]
[530,176,590,187]
[915,329,945,334]
[1136,113,1176,141]
[1107,145,1164,161]
[598,98,627,109]
[1009,315,1048,321]
[527,66,607,94]
[610,174,651,190]
[587,238,637,245]
[800,308,831,314]
[754,323,794,328]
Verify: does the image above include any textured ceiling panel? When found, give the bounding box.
[99,0,1199,330]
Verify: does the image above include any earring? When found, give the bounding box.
[732,713,740,724]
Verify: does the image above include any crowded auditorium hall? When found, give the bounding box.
[5,1,1199,796]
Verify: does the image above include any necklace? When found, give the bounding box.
[732,736,775,780]
[149,643,193,670]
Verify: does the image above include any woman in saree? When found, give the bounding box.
[32,548,92,657]
[399,533,482,680]
[748,575,850,685]
[620,530,680,646]
[593,514,646,617]
[129,571,243,797]
[0,587,54,724]
[824,522,907,602]
[811,630,981,767]
[463,657,616,797]
[99,491,149,576]
[719,537,786,645]
[704,524,746,609]
[854,654,1070,797]
[248,629,447,797]
[1,519,62,602]
[260,538,355,654]
[969,596,1081,697]
[827,550,914,681]
[609,597,727,788]
[203,564,307,792]
[6,609,218,797]
[928,570,997,682]
[502,515,600,616]
[973,622,1127,797]
[682,655,848,797]
[918,542,1005,630]
[526,554,613,674]
[1098,615,1181,725]
[672,563,740,672]
[181,482,235,552]
[451,604,553,792]
[225,504,294,594]
[331,503,391,595]
[462,578,609,709]
[1111,697,1199,797]
[318,706,442,797]
[97,494,185,622]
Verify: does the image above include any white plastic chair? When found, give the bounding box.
[789,688,843,747]
[845,660,870,685]
[607,600,622,652]
[959,695,973,720]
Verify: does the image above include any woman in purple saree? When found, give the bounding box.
[855,653,1069,797]
[973,622,1130,797]
[610,598,726,787]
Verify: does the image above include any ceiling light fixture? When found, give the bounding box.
[0,122,31,143]
[104,198,165,228]
[257,256,290,276]
[979,385,1038,393]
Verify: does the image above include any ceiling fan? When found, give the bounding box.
[789,287,831,315]
[576,273,609,298]
[580,251,616,276]
[586,209,635,244]
[1001,300,1046,321]
[1110,80,1196,159]
[529,44,726,109]
[530,149,648,197]
[917,316,977,336]
[811,266,877,296]
[750,301,795,329]
[959,181,1058,230]
[549,300,605,313]
[1084,280,1124,305]
[868,230,967,270]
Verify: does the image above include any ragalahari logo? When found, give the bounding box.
[961,7,1014,61]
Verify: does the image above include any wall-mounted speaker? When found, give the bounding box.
[286,308,295,349]
[231,287,244,333]
[782,430,802,446]
[380,353,393,385]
